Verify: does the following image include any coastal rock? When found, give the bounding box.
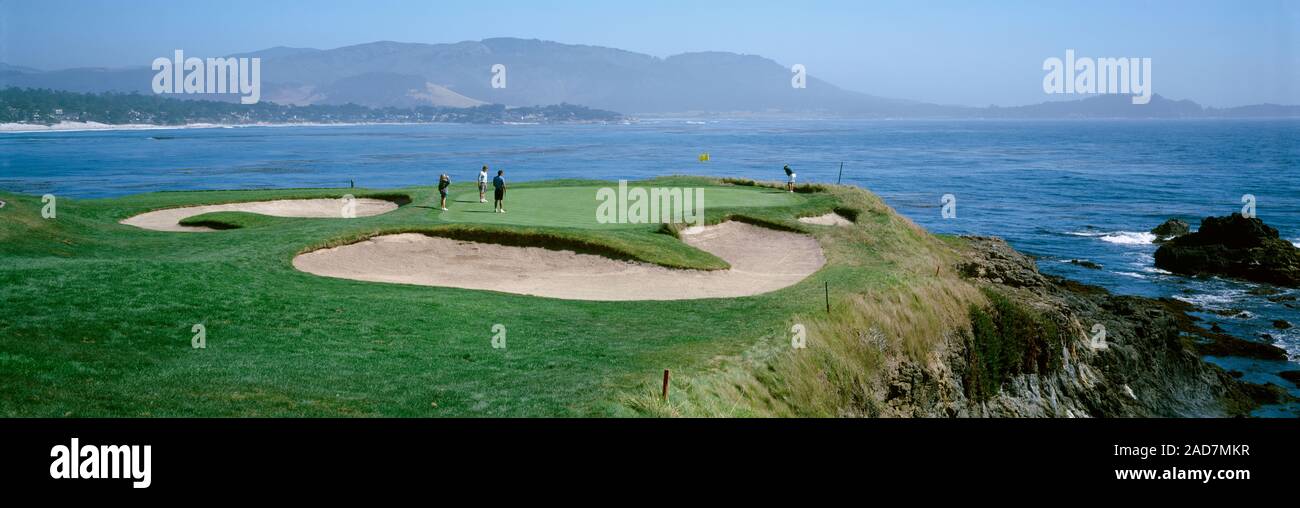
[827,235,1291,418]
[936,236,1291,416]
[1150,218,1191,242]
[1279,371,1300,388]
[1069,259,1102,270]
[956,236,1048,288]
[1273,320,1292,330]
[1248,286,1281,296]
[1153,213,1300,287]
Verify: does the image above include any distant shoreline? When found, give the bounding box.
[0,121,421,134]
[0,120,614,134]
[4,116,1296,134]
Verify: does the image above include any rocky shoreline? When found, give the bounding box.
[872,236,1292,417]
[965,236,1294,416]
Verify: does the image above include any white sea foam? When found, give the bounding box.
[1066,230,1156,245]
[1127,251,1155,263]
[1174,289,1246,310]
[1100,231,1157,245]
[1115,271,1148,279]
[1292,239,1300,248]
[0,121,225,133]
[1271,330,1300,360]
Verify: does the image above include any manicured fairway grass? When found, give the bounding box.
[0,176,959,416]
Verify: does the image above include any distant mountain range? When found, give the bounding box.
[3,38,1297,118]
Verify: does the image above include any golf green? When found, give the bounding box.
[434,183,801,229]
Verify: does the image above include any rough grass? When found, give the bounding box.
[618,183,985,417]
[720,176,831,194]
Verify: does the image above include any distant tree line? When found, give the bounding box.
[0,88,624,125]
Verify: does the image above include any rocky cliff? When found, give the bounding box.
[875,236,1289,417]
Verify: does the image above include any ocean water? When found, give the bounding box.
[2,119,1298,415]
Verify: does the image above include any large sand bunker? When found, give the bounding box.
[122,198,399,232]
[293,221,826,301]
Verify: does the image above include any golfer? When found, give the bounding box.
[493,169,507,213]
[438,173,451,211]
[477,165,489,203]
[784,164,796,192]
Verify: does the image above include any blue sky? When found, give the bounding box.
[1,0,1296,107]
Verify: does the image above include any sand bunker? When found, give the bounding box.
[798,212,853,226]
[293,221,826,301]
[121,198,399,232]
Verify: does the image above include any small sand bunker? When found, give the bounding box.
[293,221,826,301]
[798,212,853,226]
[122,198,399,232]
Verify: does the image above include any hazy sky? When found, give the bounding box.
[1,0,1296,107]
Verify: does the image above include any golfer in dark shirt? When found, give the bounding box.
[493,170,506,213]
